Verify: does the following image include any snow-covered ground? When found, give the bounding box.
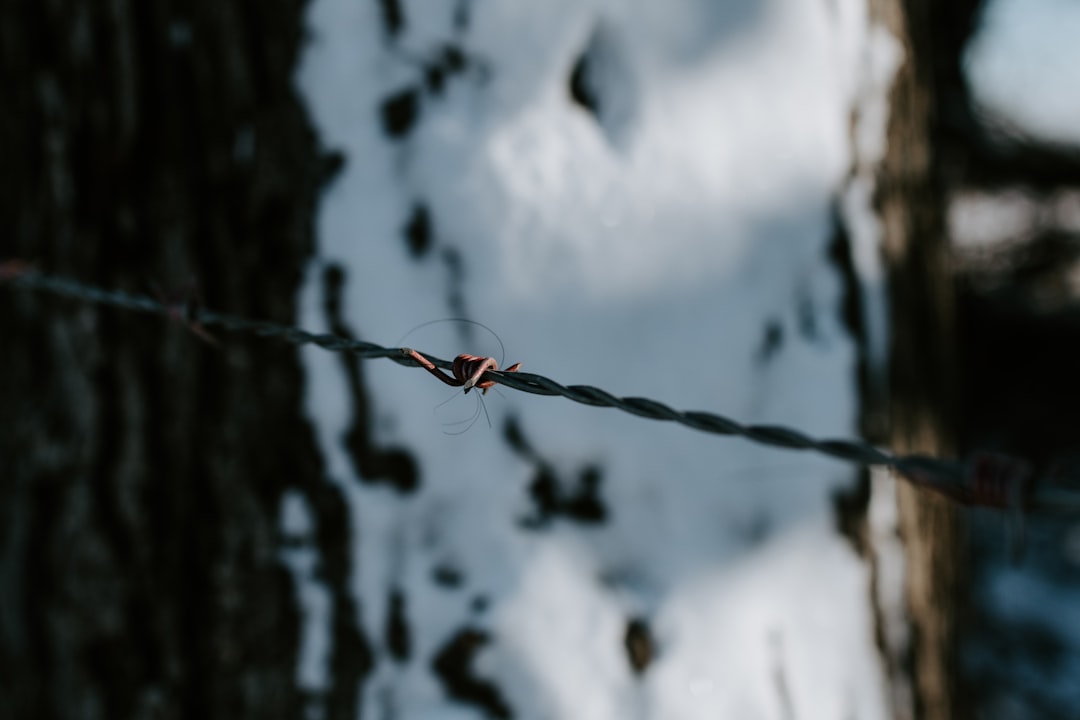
[290,1,896,718]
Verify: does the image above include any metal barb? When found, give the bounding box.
[4,263,1079,516]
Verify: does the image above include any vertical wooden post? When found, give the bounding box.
[867,1,967,719]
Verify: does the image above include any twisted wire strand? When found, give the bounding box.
[4,266,1077,515]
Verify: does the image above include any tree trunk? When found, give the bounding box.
[0,2,369,719]
[867,1,969,719]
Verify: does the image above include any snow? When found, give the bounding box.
[867,468,912,718]
[950,189,1080,252]
[644,524,884,720]
[289,0,894,717]
[966,0,1080,147]
[841,21,901,401]
[278,489,333,694]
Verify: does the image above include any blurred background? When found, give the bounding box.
[2,1,1079,719]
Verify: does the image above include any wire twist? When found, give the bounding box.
[4,265,1076,516]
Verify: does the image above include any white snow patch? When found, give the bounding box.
[649,523,885,720]
[950,190,1043,250]
[868,467,913,719]
[278,490,333,694]
[950,189,1080,250]
[841,19,902,388]
[966,0,1080,147]
[296,0,891,716]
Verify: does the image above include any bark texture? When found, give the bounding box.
[865,1,1080,718]
[867,2,969,719]
[0,2,369,719]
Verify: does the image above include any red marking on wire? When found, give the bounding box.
[897,450,1033,510]
[963,451,1032,510]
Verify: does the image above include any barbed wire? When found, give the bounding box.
[4,262,1079,516]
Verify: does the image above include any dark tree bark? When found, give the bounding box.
[0,2,370,719]
[867,2,968,719]
[868,1,1080,719]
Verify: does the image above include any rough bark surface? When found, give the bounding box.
[867,2,968,719]
[0,2,370,719]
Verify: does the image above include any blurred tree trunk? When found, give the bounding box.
[867,1,974,720]
[0,2,369,719]
[868,0,1080,717]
